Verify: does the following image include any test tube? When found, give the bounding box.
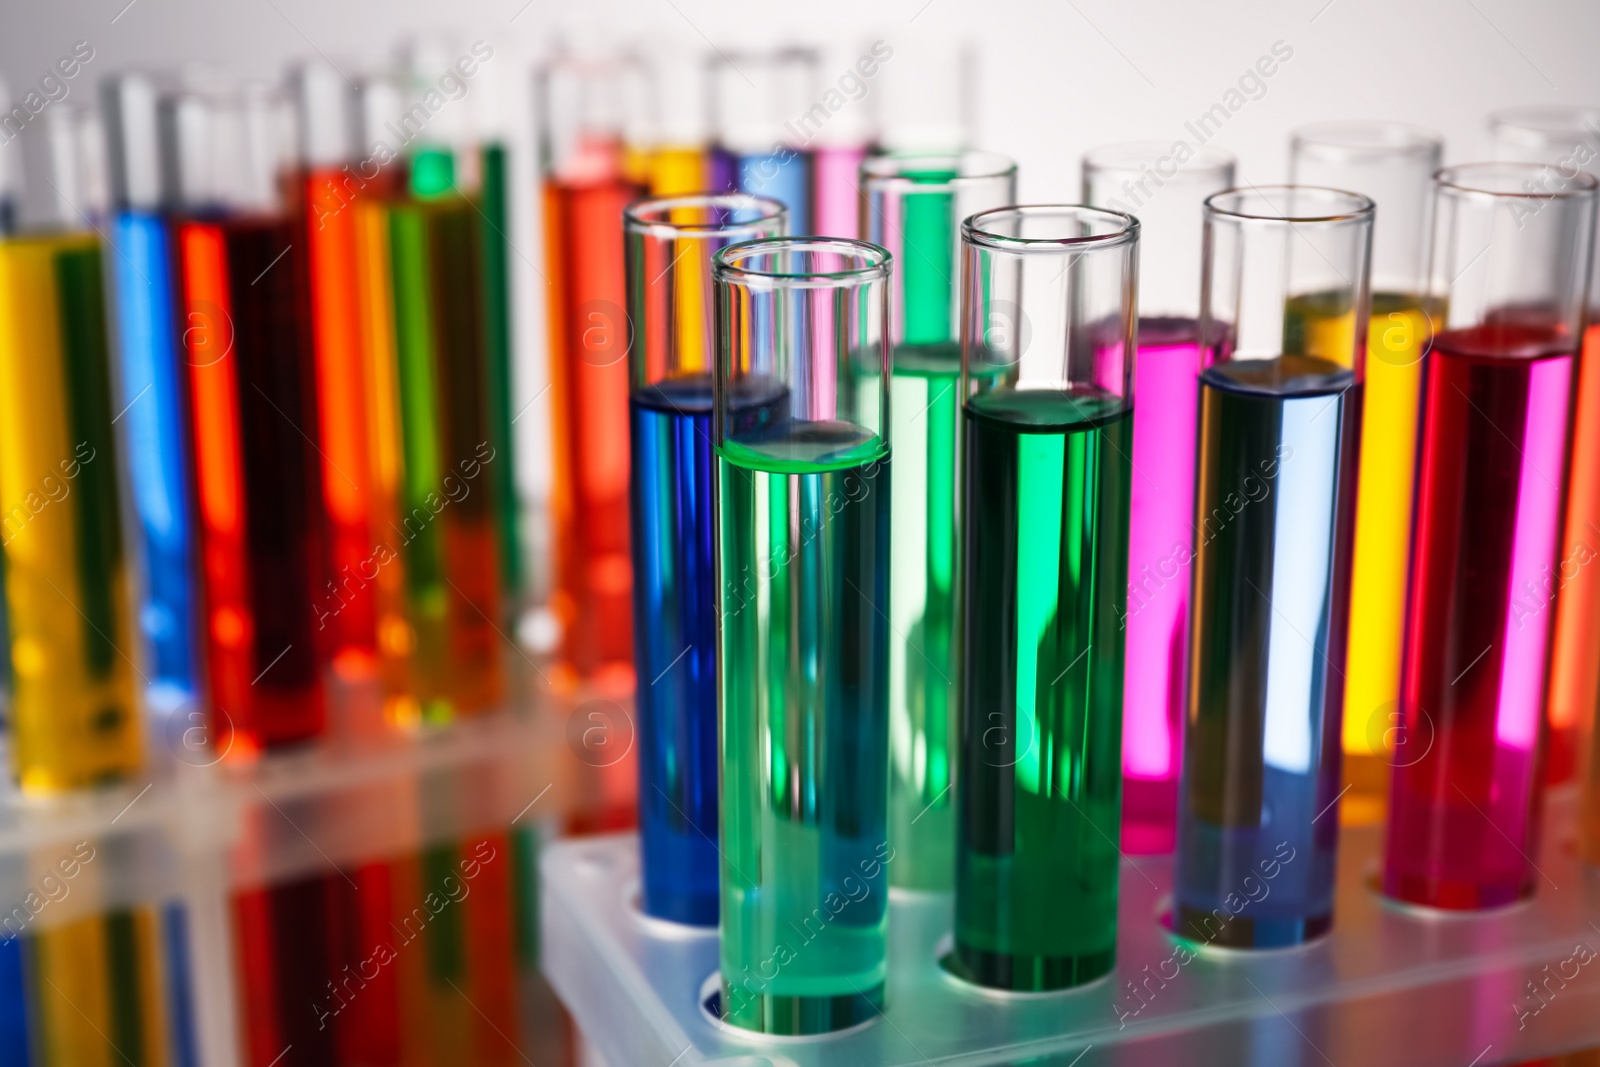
[1487,107,1600,793]
[632,41,711,196]
[1290,124,1441,827]
[1082,143,1235,855]
[166,82,328,749]
[709,49,818,234]
[382,95,505,722]
[102,71,199,705]
[1384,164,1597,909]
[290,60,383,680]
[1175,187,1372,948]
[0,102,143,792]
[953,206,1136,990]
[713,237,891,1033]
[538,48,647,687]
[862,151,1016,891]
[626,193,787,925]
[809,39,877,239]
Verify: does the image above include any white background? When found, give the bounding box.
[4,0,1598,515]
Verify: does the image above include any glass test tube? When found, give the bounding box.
[538,49,646,687]
[953,206,1136,990]
[1083,143,1235,855]
[709,49,819,235]
[862,151,1015,891]
[103,71,199,705]
[1291,124,1441,827]
[1175,187,1372,948]
[379,75,506,724]
[1488,107,1600,793]
[166,83,328,749]
[291,60,383,680]
[632,42,711,196]
[714,237,891,1034]
[0,103,143,792]
[1383,164,1597,909]
[808,40,878,240]
[627,194,787,926]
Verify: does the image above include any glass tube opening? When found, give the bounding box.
[964,204,1137,250]
[714,236,890,287]
[862,150,1016,190]
[1290,122,1441,163]
[623,192,785,240]
[1206,185,1374,224]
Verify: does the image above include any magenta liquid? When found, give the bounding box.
[813,144,868,238]
[1122,317,1203,853]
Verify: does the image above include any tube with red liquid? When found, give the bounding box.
[168,83,328,751]
[1383,163,1597,909]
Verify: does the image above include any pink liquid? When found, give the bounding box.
[1121,318,1202,853]
[812,144,868,238]
[1384,320,1574,909]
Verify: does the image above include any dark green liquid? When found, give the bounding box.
[955,386,1131,990]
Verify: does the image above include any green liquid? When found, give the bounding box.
[717,417,892,1035]
[888,343,961,889]
[955,386,1131,990]
[480,142,523,605]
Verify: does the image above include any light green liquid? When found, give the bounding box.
[717,417,892,1035]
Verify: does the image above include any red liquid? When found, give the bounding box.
[1384,320,1574,909]
[542,171,640,687]
[178,216,327,748]
[234,874,343,1067]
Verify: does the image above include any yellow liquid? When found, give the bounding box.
[0,234,142,791]
[1288,290,1430,824]
[354,197,421,729]
[645,144,708,196]
[30,906,169,1067]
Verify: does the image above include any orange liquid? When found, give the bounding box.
[543,173,640,685]
[1551,323,1600,788]
[303,168,378,669]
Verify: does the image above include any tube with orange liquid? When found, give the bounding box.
[538,49,646,692]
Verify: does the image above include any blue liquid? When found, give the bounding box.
[1175,357,1360,948]
[712,146,812,235]
[630,373,786,924]
[162,902,199,1067]
[110,212,196,697]
[0,935,30,1067]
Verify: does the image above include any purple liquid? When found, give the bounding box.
[1122,317,1202,854]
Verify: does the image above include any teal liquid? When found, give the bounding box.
[888,343,961,890]
[954,385,1131,990]
[717,412,892,1035]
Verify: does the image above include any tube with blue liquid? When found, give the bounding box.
[709,50,817,234]
[626,193,786,926]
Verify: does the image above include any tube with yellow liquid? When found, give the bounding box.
[1290,124,1442,825]
[0,106,142,793]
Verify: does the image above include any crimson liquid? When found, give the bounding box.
[1384,319,1575,909]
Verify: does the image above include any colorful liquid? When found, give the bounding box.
[717,414,890,1034]
[631,375,781,924]
[109,211,197,698]
[0,232,143,790]
[480,143,524,616]
[387,196,506,720]
[643,144,709,197]
[303,168,379,671]
[885,345,962,891]
[543,173,640,685]
[352,191,420,724]
[955,386,1131,990]
[26,905,173,1067]
[1176,355,1359,948]
[813,144,867,238]
[712,146,812,235]
[1338,293,1432,824]
[1384,322,1573,909]
[1550,322,1600,788]
[177,215,326,749]
[234,873,341,1067]
[1121,317,1202,854]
